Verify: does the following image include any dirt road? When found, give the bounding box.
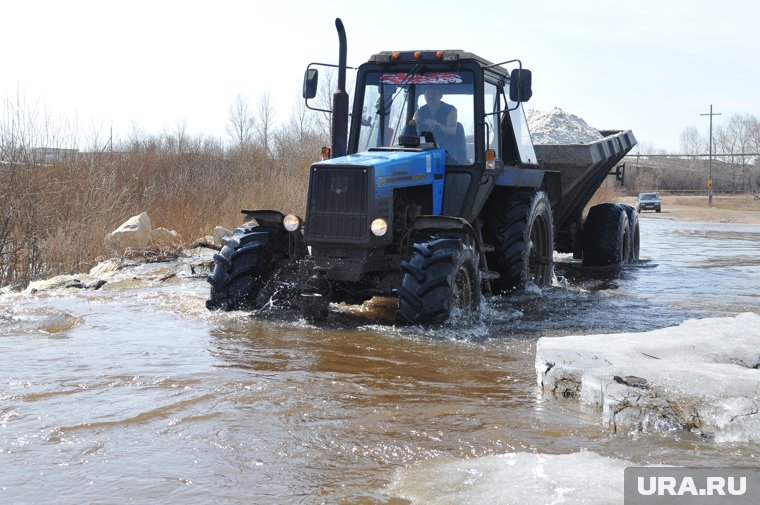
[620,195,760,224]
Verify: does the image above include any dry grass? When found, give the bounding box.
[670,194,760,211]
[0,133,322,288]
[586,179,628,210]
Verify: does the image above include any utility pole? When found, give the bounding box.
[700,105,721,207]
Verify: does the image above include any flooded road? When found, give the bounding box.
[2,217,759,503]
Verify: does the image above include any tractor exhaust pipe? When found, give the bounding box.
[331,18,349,158]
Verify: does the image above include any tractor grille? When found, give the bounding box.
[305,166,369,242]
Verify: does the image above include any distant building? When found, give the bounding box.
[31,147,79,163]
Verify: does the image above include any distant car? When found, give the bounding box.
[636,192,661,213]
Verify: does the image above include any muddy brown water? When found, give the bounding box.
[1,217,759,504]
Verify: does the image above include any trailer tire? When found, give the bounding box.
[622,205,640,261]
[582,204,630,267]
[206,226,290,311]
[396,237,481,324]
[484,190,554,292]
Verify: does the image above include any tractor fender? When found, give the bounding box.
[241,209,303,230]
[495,168,562,208]
[240,209,306,258]
[412,215,478,248]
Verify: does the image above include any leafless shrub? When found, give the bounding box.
[0,94,327,288]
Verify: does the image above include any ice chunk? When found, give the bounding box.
[536,313,760,442]
[388,451,628,505]
[0,306,82,334]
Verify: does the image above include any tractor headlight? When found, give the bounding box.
[283,214,302,232]
[370,218,388,236]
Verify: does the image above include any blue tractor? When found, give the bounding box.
[206,19,638,323]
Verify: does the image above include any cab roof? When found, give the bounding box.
[366,50,510,77]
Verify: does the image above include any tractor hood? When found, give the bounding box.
[315,148,445,172]
[304,148,446,248]
[312,148,445,213]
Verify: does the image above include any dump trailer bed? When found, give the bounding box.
[533,129,637,243]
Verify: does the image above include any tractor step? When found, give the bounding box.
[480,243,495,253]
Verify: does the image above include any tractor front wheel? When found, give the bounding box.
[396,237,481,324]
[206,226,297,311]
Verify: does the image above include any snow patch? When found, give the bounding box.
[526,107,604,145]
[388,451,629,505]
[536,313,760,442]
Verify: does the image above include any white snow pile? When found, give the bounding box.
[526,107,604,145]
[388,451,629,505]
[536,313,760,443]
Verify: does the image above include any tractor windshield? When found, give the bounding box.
[357,70,474,164]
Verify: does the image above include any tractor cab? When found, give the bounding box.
[304,49,536,173]
[347,50,537,222]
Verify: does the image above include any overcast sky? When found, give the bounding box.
[3,0,758,153]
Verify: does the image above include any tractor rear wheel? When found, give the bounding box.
[396,237,481,324]
[206,226,295,311]
[484,190,554,292]
[582,203,630,267]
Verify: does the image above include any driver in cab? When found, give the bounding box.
[414,87,457,151]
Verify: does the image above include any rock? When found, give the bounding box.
[25,274,104,294]
[89,259,124,279]
[105,212,152,252]
[150,227,182,248]
[212,226,232,246]
[190,235,218,250]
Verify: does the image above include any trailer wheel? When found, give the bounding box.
[484,190,554,292]
[206,226,292,311]
[621,205,640,261]
[396,237,481,324]
[582,204,630,267]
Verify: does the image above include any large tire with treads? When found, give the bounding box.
[621,204,640,261]
[582,203,630,267]
[483,190,554,292]
[206,226,290,311]
[396,237,481,324]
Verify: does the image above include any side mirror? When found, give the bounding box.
[303,69,319,99]
[509,68,532,103]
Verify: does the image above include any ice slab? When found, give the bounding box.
[536,313,760,442]
[388,451,628,505]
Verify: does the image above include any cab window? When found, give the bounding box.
[357,70,474,165]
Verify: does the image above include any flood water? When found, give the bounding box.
[2,216,759,504]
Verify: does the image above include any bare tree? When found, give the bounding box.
[226,93,256,149]
[287,97,319,142]
[679,126,705,156]
[631,142,667,156]
[255,92,276,158]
